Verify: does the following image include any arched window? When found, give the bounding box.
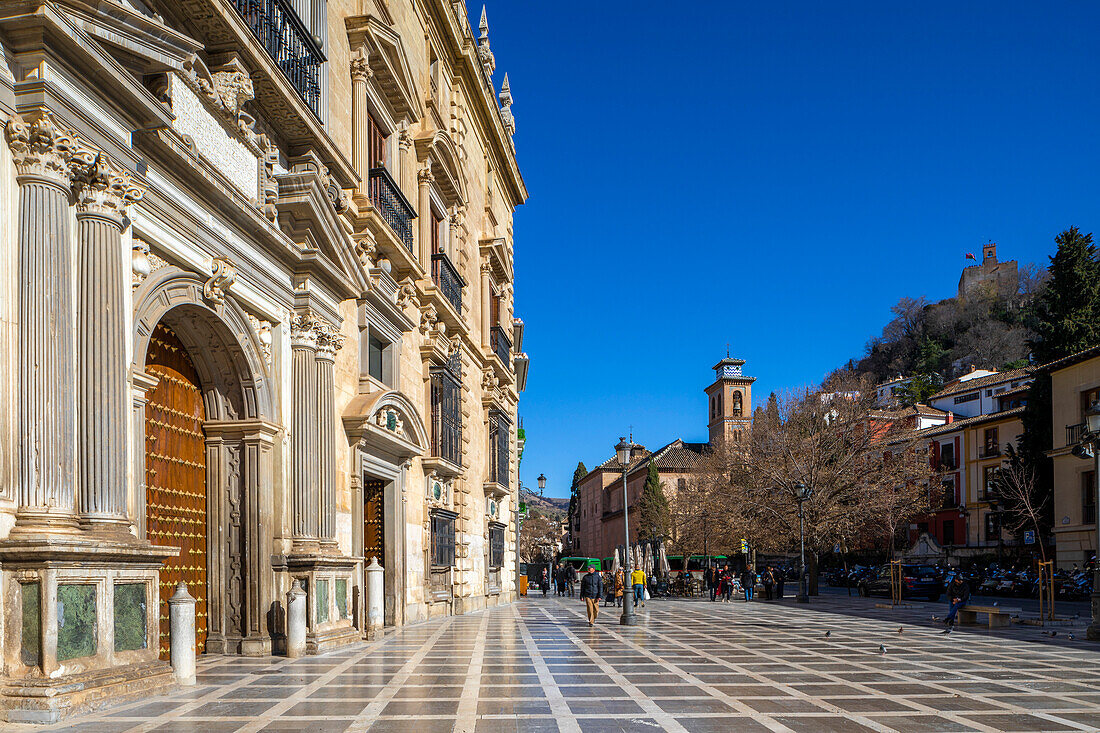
[732,390,743,417]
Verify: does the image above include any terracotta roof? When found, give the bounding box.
[648,440,707,470]
[913,403,949,417]
[929,368,1032,400]
[1041,345,1100,374]
[915,406,1026,439]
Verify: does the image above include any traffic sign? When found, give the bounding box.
[1024,530,1036,545]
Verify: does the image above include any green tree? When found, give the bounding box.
[896,373,942,406]
[637,461,670,541]
[565,461,586,549]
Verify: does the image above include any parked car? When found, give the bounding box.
[858,564,942,602]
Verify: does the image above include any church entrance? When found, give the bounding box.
[144,323,209,659]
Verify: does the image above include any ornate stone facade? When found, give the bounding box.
[0,0,525,722]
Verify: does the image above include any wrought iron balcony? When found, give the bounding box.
[1068,422,1086,446]
[432,252,463,314]
[430,370,462,467]
[368,166,416,252]
[490,325,511,367]
[230,0,325,117]
[978,445,1001,459]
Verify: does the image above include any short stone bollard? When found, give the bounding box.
[366,557,384,638]
[168,581,196,686]
[286,582,307,658]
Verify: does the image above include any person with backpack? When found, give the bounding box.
[740,567,755,601]
[762,566,775,601]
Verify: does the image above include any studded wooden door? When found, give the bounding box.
[364,478,385,567]
[145,323,208,659]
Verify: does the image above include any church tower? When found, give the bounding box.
[705,355,755,445]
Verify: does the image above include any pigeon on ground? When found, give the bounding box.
[993,601,999,607]
[824,630,831,638]
[1069,634,1076,641]
[932,615,940,622]
[897,627,904,634]
[879,643,887,654]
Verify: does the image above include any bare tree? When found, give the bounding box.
[519,513,561,563]
[993,445,1049,561]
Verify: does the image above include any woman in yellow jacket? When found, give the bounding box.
[631,567,646,608]
[614,569,625,607]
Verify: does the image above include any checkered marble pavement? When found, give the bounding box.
[15,595,1100,733]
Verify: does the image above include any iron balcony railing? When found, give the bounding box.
[432,252,463,313]
[430,370,462,467]
[1068,422,1086,446]
[490,325,511,367]
[230,0,325,117]
[978,445,1001,459]
[368,166,416,252]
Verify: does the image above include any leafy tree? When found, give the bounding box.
[565,461,586,550]
[637,461,670,541]
[896,373,942,406]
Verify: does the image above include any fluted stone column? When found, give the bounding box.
[5,111,79,532]
[290,314,320,550]
[418,163,433,268]
[398,125,414,200]
[73,150,144,532]
[316,327,341,549]
[480,263,492,350]
[350,48,371,194]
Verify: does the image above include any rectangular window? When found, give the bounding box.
[489,410,510,487]
[942,519,955,545]
[939,442,955,471]
[367,111,387,168]
[1083,388,1100,422]
[983,427,999,456]
[431,211,442,254]
[983,466,999,501]
[430,352,462,466]
[368,334,385,382]
[1083,471,1097,525]
[431,512,456,567]
[954,392,979,404]
[941,478,956,508]
[489,524,505,568]
[985,512,1000,541]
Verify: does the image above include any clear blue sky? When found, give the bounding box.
[475,1,1100,498]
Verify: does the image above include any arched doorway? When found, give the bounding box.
[144,322,209,658]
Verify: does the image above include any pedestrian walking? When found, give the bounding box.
[720,564,734,602]
[706,565,718,602]
[580,566,603,626]
[941,574,971,633]
[540,568,549,596]
[567,564,577,597]
[763,566,774,601]
[614,568,625,607]
[555,564,567,597]
[740,567,755,601]
[776,567,785,599]
[631,566,646,608]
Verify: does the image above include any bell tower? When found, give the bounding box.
[704,355,755,445]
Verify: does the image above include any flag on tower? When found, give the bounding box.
[965,252,977,261]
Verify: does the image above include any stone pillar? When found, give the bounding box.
[286,582,307,658]
[290,314,320,550]
[4,111,79,532]
[418,163,433,268]
[366,556,383,638]
[398,124,414,199]
[480,263,492,349]
[72,149,144,533]
[350,47,371,194]
[316,327,342,549]
[169,581,197,685]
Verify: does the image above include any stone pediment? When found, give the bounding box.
[343,390,428,461]
[414,130,466,205]
[62,0,203,72]
[345,15,422,123]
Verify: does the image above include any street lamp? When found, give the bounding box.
[538,474,546,491]
[795,482,813,603]
[616,437,637,626]
[1081,401,1100,641]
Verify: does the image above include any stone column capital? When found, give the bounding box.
[290,313,320,350]
[398,122,414,151]
[72,148,145,225]
[418,162,434,185]
[315,324,344,361]
[4,110,77,188]
[350,48,372,83]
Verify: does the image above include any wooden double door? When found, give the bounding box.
[144,323,208,659]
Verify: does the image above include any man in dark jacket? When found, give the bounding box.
[942,575,971,633]
[706,566,718,602]
[580,566,603,626]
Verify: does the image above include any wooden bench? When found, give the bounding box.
[957,605,1021,629]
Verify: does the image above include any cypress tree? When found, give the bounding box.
[637,461,670,541]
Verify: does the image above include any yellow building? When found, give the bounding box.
[1048,347,1100,569]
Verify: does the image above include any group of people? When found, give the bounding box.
[539,563,578,597]
[700,564,788,602]
[579,566,648,625]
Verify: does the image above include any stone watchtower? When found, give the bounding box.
[704,356,756,445]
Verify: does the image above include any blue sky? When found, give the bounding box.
[474,1,1100,498]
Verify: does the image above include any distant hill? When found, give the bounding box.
[519,488,569,520]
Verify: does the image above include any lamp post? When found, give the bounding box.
[1081,401,1100,641]
[616,437,637,626]
[795,482,813,603]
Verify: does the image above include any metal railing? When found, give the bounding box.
[432,252,463,313]
[978,445,1001,459]
[230,0,325,117]
[368,167,416,252]
[490,325,511,367]
[430,371,462,467]
[1068,423,1086,446]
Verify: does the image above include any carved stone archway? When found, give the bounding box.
[132,267,279,655]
